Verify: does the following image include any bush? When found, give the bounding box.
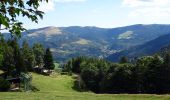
[65,55,170,94]
[0,77,10,91]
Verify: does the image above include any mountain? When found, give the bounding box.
[107,33,170,62]
[3,24,170,62]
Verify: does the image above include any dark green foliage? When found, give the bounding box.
[160,53,170,93]
[44,48,55,70]
[63,56,87,73]
[22,41,35,71]
[0,39,4,66]
[9,39,27,74]
[33,43,45,66]
[81,63,100,92]
[63,57,110,93]
[0,39,17,75]
[64,55,170,94]
[132,56,154,93]
[101,64,135,93]
[2,45,15,75]
[0,38,58,95]
[0,77,10,91]
[143,55,163,93]
[0,54,3,67]
[0,39,51,76]
[16,50,27,73]
[119,56,129,64]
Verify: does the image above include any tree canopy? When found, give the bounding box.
[64,54,170,94]
[0,0,48,37]
[44,48,55,70]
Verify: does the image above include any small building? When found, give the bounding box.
[0,71,32,92]
[0,71,21,91]
[6,78,20,91]
[33,66,53,75]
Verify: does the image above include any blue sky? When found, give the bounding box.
[22,0,170,29]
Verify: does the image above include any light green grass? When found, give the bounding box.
[1,73,170,100]
[54,63,59,68]
[54,63,62,72]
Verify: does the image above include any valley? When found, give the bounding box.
[4,24,170,62]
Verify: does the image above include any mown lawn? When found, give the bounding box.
[1,73,170,100]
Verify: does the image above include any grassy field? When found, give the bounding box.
[1,73,170,100]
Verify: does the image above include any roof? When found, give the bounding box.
[6,78,20,83]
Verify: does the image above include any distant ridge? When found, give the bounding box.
[3,24,170,62]
[107,33,170,62]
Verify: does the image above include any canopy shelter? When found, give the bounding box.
[20,73,32,91]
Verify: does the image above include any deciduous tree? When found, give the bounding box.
[0,0,48,37]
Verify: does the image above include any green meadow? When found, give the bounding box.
[1,73,170,100]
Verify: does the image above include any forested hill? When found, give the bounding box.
[107,33,170,61]
[3,24,170,62]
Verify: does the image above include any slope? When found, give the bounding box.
[1,73,170,100]
[107,33,170,61]
[3,24,170,62]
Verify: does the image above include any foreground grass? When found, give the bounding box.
[1,73,170,100]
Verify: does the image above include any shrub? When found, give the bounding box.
[0,77,10,91]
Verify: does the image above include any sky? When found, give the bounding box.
[22,0,170,29]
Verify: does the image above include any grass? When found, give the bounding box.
[72,38,91,45]
[1,73,170,100]
[54,63,59,68]
[54,63,62,72]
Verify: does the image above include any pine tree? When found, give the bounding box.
[44,48,55,70]
[22,41,36,71]
[0,38,5,67]
[33,43,45,67]
[161,53,170,93]
[9,39,27,74]
[2,45,15,75]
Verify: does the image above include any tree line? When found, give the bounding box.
[0,38,55,77]
[63,53,170,94]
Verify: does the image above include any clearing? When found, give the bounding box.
[1,73,170,100]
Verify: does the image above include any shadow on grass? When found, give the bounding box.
[71,75,88,92]
[31,86,40,92]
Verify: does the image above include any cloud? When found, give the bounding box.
[38,0,86,12]
[38,0,55,12]
[122,0,152,7]
[54,0,86,3]
[122,0,170,19]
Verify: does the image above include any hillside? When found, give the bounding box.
[107,33,170,61]
[3,24,170,62]
[1,73,170,100]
